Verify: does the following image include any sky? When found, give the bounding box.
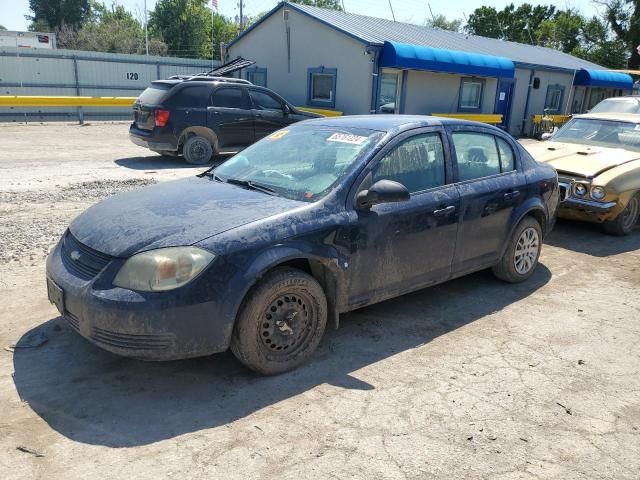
[1,0,602,32]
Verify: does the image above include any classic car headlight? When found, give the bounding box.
[574,183,588,196]
[113,247,215,292]
[590,186,606,200]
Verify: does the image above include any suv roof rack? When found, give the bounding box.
[166,57,257,83]
[167,75,252,85]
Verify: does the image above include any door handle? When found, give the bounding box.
[255,113,263,118]
[433,205,456,217]
[504,190,521,201]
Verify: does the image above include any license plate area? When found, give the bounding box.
[47,277,65,315]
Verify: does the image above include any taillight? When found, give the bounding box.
[154,109,170,127]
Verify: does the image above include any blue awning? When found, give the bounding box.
[379,41,515,78]
[573,69,633,89]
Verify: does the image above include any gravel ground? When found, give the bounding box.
[0,123,639,480]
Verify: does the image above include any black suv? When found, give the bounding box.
[129,77,320,164]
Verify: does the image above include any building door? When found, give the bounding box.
[494,79,515,129]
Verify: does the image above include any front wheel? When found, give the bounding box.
[602,194,639,236]
[492,217,542,283]
[230,267,327,375]
[182,135,213,165]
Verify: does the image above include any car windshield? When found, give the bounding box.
[213,125,384,202]
[552,118,640,152]
[590,98,640,114]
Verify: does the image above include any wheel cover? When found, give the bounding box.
[188,140,209,163]
[514,227,539,275]
[259,292,315,356]
[621,196,639,231]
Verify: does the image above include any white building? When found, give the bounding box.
[0,30,56,49]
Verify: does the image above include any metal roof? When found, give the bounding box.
[275,2,605,72]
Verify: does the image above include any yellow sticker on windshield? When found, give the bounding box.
[269,130,289,140]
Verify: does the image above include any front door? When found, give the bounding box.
[448,128,527,275]
[248,89,292,140]
[494,79,515,130]
[343,129,461,308]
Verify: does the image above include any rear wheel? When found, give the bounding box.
[230,267,327,375]
[602,194,639,236]
[182,135,213,165]
[492,217,542,283]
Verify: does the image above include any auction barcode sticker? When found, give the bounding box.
[327,133,367,145]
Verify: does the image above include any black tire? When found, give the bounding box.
[492,216,542,283]
[230,267,327,375]
[182,135,213,165]
[602,194,639,236]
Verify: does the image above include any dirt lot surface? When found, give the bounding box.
[0,123,639,480]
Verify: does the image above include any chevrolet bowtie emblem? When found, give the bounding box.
[70,250,81,261]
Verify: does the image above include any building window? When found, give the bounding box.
[307,66,337,108]
[246,67,267,87]
[458,78,484,111]
[377,71,401,113]
[544,84,565,113]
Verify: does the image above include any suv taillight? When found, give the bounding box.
[155,109,170,127]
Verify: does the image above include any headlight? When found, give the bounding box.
[591,186,606,200]
[574,183,587,196]
[113,247,215,292]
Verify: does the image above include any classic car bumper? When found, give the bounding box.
[561,197,617,213]
[45,236,236,361]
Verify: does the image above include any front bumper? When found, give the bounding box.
[561,197,617,213]
[46,237,236,360]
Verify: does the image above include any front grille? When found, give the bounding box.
[61,230,113,280]
[90,326,173,351]
[558,181,571,202]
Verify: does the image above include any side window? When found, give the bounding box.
[307,67,337,108]
[371,133,445,194]
[452,132,501,181]
[544,84,565,113]
[458,78,484,111]
[246,68,267,87]
[166,86,210,108]
[249,90,283,111]
[496,137,515,172]
[211,87,246,109]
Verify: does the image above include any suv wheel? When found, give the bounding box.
[230,267,327,375]
[183,135,213,165]
[492,216,542,283]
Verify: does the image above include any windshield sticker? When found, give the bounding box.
[327,133,368,145]
[269,130,289,140]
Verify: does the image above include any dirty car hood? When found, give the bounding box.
[523,140,640,178]
[69,176,304,257]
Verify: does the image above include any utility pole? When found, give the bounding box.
[239,1,245,31]
[144,0,149,55]
[388,0,396,22]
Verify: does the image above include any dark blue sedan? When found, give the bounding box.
[46,116,559,374]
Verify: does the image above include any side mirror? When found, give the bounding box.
[282,104,291,115]
[356,179,410,209]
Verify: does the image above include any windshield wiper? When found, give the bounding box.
[198,169,225,182]
[225,178,278,195]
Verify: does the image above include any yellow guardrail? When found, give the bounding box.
[531,114,572,125]
[0,96,137,107]
[432,113,503,125]
[297,106,342,117]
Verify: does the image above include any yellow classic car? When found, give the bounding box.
[523,113,640,235]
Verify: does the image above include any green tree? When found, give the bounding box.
[426,14,462,32]
[536,9,583,52]
[27,0,92,30]
[466,3,556,44]
[0,25,6,30]
[602,0,640,68]
[572,16,628,69]
[289,0,343,11]
[150,0,237,59]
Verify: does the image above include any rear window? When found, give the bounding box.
[590,98,640,114]
[137,84,171,105]
[166,86,211,108]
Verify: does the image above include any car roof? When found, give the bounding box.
[575,112,640,123]
[301,114,498,132]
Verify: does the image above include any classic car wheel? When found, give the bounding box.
[602,194,639,236]
[230,267,327,375]
[492,217,542,283]
[183,135,213,165]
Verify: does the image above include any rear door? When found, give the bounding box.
[448,128,526,275]
[248,88,293,140]
[207,86,255,148]
[164,84,211,132]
